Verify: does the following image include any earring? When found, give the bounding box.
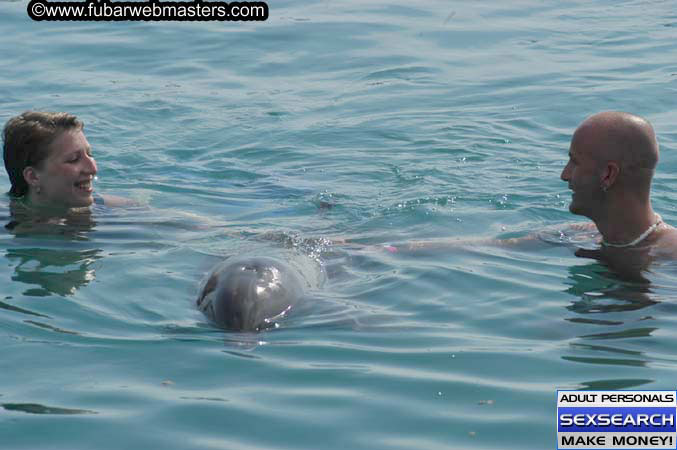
[36,185,42,194]
[601,185,608,192]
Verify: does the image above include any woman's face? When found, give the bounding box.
[31,129,98,208]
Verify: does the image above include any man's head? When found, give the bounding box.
[560,111,658,219]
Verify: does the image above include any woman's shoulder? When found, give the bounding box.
[97,194,139,208]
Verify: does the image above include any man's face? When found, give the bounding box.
[560,134,604,218]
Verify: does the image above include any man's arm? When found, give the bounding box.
[356,222,598,255]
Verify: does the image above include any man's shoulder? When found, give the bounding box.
[653,225,677,256]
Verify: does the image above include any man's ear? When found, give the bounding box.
[601,161,620,190]
[23,166,40,188]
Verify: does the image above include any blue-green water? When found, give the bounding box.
[2,1,677,448]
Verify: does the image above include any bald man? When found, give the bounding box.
[360,111,677,278]
[559,111,677,275]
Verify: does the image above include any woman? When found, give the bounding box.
[3,111,129,214]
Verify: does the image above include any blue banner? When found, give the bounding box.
[558,407,676,433]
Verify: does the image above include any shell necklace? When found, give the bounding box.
[602,215,662,248]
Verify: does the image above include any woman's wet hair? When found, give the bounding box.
[3,111,83,197]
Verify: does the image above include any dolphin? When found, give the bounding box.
[197,256,305,331]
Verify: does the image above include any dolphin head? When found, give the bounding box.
[197,257,303,331]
